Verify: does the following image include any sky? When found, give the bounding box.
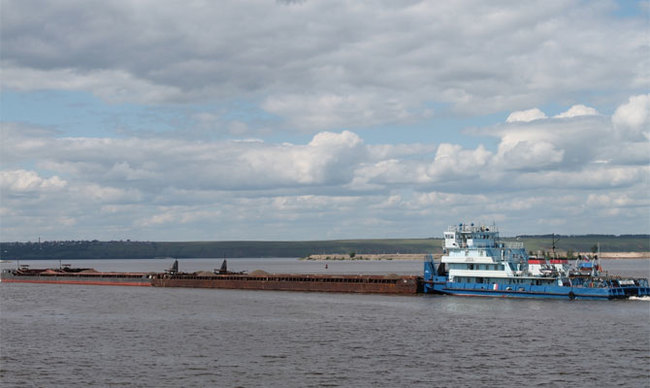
[1,0,649,241]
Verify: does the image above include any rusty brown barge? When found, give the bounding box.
[1,266,153,286]
[1,260,421,295]
[152,273,420,294]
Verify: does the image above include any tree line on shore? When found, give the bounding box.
[1,235,648,260]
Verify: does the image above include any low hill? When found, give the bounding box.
[1,235,648,260]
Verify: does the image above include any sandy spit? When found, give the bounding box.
[304,252,650,261]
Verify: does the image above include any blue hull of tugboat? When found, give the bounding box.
[424,264,650,300]
[427,280,649,300]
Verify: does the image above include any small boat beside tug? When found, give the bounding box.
[422,223,650,300]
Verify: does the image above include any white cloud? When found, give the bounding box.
[77,184,143,203]
[513,165,647,190]
[1,66,184,105]
[2,1,646,130]
[506,108,547,123]
[237,130,366,185]
[586,193,644,208]
[496,138,564,170]
[429,143,492,178]
[2,0,649,244]
[612,94,650,139]
[0,169,66,193]
[106,161,160,181]
[492,109,617,171]
[136,212,177,228]
[261,93,425,131]
[554,104,599,118]
[7,97,648,240]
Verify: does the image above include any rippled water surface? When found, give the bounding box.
[2,258,649,387]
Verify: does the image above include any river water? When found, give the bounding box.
[1,258,649,387]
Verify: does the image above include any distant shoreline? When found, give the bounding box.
[3,236,647,260]
[303,252,650,261]
[590,252,650,259]
[302,253,433,261]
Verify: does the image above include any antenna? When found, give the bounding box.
[551,233,561,258]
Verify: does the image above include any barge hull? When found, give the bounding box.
[1,270,153,287]
[2,269,420,294]
[152,274,420,295]
[1,278,152,287]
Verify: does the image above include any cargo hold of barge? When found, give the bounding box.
[151,273,421,294]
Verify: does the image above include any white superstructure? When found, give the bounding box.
[441,223,529,283]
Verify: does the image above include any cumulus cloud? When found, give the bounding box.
[494,106,618,170]
[429,144,492,178]
[1,106,647,240]
[1,67,185,104]
[612,94,650,139]
[77,184,143,203]
[0,169,66,193]
[554,104,599,118]
[1,0,648,239]
[496,138,564,170]
[506,108,547,123]
[340,96,648,196]
[237,130,366,185]
[2,129,371,193]
[261,93,426,131]
[3,97,648,240]
[1,1,646,130]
